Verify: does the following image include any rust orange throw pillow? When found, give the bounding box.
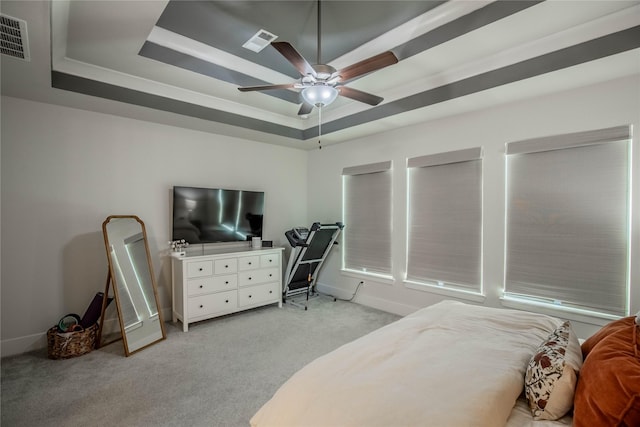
[573,317,640,427]
[580,316,636,358]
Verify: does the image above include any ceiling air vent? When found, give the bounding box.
[242,29,277,53]
[0,14,30,61]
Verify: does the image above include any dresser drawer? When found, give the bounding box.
[187,274,237,296]
[260,253,280,268]
[187,260,213,278]
[214,258,237,274]
[238,282,280,307]
[188,290,237,318]
[238,255,260,271]
[238,267,279,287]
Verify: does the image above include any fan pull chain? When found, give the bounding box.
[318,106,322,150]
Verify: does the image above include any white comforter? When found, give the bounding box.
[251,300,562,427]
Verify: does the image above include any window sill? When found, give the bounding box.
[404,281,486,303]
[340,269,394,285]
[500,296,618,326]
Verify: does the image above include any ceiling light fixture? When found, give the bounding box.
[237,0,397,149]
[301,84,338,107]
[238,0,396,114]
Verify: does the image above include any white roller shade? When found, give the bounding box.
[406,148,483,292]
[505,126,631,316]
[342,161,392,276]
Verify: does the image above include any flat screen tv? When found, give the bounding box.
[172,186,264,244]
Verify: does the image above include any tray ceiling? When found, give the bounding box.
[2,0,639,149]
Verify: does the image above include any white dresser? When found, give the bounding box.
[171,246,284,331]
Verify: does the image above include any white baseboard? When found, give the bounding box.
[316,282,417,316]
[1,306,172,358]
[1,332,48,358]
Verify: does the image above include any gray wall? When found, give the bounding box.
[0,97,308,356]
[307,75,640,340]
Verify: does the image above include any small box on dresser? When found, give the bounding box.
[172,246,284,331]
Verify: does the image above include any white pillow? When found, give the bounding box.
[524,321,583,420]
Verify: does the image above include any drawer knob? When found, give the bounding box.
[248,277,252,281]
[248,295,252,298]
[225,299,229,303]
[269,259,272,263]
[269,274,272,277]
[225,265,228,268]
[199,304,203,308]
[269,290,273,294]
[199,268,203,271]
[248,262,252,265]
[199,285,203,289]
[225,281,229,284]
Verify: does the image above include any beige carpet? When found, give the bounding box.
[1,296,400,426]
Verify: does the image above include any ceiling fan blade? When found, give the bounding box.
[335,51,398,82]
[271,41,317,77]
[298,102,314,116]
[338,86,384,106]
[238,83,296,92]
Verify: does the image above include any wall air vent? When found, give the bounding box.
[0,14,30,61]
[242,29,277,53]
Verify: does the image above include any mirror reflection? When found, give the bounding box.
[102,215,165,355]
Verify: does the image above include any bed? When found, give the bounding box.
[251,300,640,427]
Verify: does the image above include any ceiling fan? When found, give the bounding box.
[237,0,398,116]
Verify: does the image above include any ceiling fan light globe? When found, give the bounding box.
[302,85,338,107]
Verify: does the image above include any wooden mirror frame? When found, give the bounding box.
[98,215,166,356]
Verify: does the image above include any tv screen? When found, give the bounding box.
[172,186,264,244]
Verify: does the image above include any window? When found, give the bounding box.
[342,161,392,277]
[504,126,631,317]
[406,148,483,293]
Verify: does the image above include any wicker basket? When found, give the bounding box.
[47,323,98,359]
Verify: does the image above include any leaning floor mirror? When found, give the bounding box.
[99,215,166,356]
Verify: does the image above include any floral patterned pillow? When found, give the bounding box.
[524,321,583,420]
